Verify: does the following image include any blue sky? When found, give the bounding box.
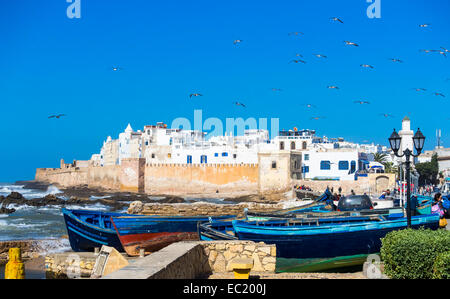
[0,0,449,182]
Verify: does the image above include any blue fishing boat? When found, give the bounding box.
[230,214,440,259]
[62,208,128,252]
[247,189,333,218]
[413,195,433,215]
[110,214,235,256]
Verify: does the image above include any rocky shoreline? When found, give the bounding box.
[0,181,292,214]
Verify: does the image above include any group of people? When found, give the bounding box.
[378,190,391,199]
[420,185,437,196]
[432,193,450,220]
[294,185,312,191]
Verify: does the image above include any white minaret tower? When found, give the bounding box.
[398,116,414,163]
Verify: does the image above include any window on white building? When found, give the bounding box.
[272,161,277,169]
[304,154,309,161]
[320,161,331,170]
[338,161,349,170]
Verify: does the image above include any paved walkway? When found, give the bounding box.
[207,271,366,279]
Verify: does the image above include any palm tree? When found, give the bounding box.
[373,153,388,164]
[383,162,397,174]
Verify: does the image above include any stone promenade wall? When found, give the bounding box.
[36,161,261,196]
[35,165,121,190]
[45,252,97,279]
[127,201,284,217]
[144,163,259,196]
[35,167,89,188]
[103,241,276,279]
[202,241,276,273]
[293,173,396,196]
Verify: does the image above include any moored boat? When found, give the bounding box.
[231,214,440,259]
[111,214,236,256]
[62,208,128,252]
[247,189,333,218]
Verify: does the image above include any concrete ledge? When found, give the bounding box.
[102,242,208,279]
[102,240,276,279]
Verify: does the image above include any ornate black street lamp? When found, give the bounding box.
[388,128,425,228]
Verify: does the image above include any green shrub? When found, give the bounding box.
[433,251,450,279]
[380,228,450,279]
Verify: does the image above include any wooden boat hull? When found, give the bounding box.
[232,215,440,259]
[116,231,199,256]
[111,215,235,256]
[62,208,126,252]
[276,254,370,273]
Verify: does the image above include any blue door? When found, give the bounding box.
[187,155,192,164]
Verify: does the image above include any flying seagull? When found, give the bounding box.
[189,93,203,98]
[420,49,438,53]
[412,88,427,92]
[233,39,243,45]
[441,47,449,53]
[354,100,370,104]
[48,114,66,119]
[330,17,344,23]
[327,85,339,89]
[437,50,447,57]
[419,24,431,28]
[313,54,327,58]
[234,102,246,108]
[288,32,304,36]
[433,92,445,97]
[344,41,359,47]
[290,59,306,64]
[360,64,374,69]
[304,103,316,109]
[112,66,122,71]
[389,58,403,63]
[271,88,282,92]
[294,53,304,58]
[310,116,324,120]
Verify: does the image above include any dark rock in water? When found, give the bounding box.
[15,180,50,191]
[153,196,186,204]
[0,192,126,211]
[6,192,24,200]
[0,206,15,214]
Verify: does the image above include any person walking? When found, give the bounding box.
[432,193,447,228]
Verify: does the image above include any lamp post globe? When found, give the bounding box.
[388,129,401,155]
[413,128,425,154]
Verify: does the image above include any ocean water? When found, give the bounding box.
[0,183,116,252]
[0,183,236,246]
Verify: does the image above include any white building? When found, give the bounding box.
[92,122,384,183]
[300,149,370,181]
